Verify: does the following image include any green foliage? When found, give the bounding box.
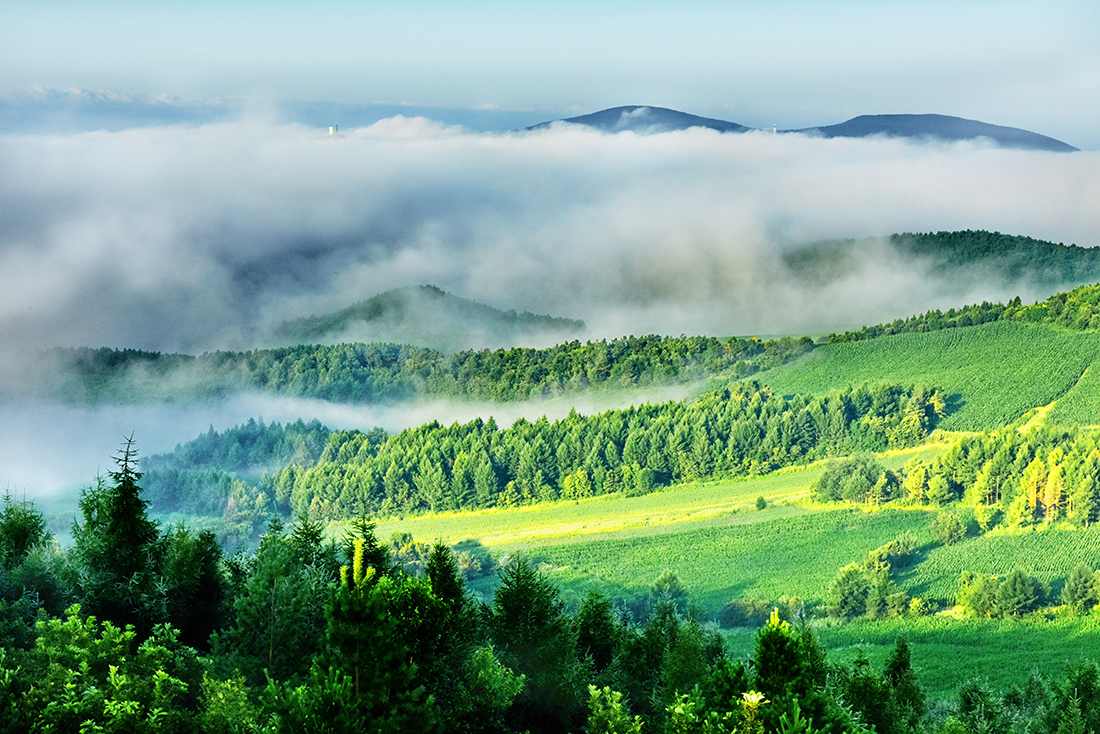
[160,525,225,650]
[1049,660,1100,734]
[827,565,870,620]
[452,646,525,733]
[1062,563,1099,612]
[8,605,201,734]
[884,636,926,730]
[585,685,644,734]
[996,568,1045,617]
[663,621,708,698]
[208,520,332,685]
[199,674,259,734]
[753,610,807,700]
[575,588,621,676]
[296,537,438,734]
[0,494,47,570]
[275,380,939,519]
[812,454,900,504]
[931,512,966,546]
[956,571,1002,617]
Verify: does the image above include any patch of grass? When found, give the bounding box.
[1047,364,1100,426]
[523,508,934,613]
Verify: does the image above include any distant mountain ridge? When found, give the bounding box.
[529,106,1078,151]
[793,114,1077,152]
[526,105,750,134]
[272,285,586,353]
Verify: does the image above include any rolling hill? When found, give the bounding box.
[526,105,751,134]
[271,284,586,353]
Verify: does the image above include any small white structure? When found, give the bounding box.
[329,125,338,135]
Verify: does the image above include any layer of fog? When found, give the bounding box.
[0,386,697,505]
[2,118,1098,359]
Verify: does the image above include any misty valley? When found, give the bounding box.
[5,0,1100,722]
[8,227,1100,733]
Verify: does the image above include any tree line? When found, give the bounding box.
[811,423,1100,531]
[828,282,1100,344]
[140,381,944,531]
[39,334,813,405]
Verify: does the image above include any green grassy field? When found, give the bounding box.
[367,445,947,610]
[756,321,1100,431]
[508,506,935,612]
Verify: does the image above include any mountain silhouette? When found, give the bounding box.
[529,106,1077,151]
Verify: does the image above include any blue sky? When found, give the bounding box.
[3,0,1098,146]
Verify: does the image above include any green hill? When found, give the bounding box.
[756,320,1100,431]
[272,284,586,352]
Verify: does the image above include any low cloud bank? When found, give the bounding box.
[2,118,1097,357]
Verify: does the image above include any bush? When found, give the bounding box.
[932,512,966,546]
[719,598,774,628]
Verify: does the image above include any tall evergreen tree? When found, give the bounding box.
[492,557,582,734]
[71,437,164,637]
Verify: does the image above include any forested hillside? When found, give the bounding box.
[786,230,1100,293]
[829,281,1100,343]
[143,380,942,529]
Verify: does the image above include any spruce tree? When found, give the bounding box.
[71,436,164,637]
[1062,563,1098,612]
[493,556,582,733]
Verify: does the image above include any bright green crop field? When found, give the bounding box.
[505,506,935,612]
[803,615,1100,700]
[756,321,1100,431]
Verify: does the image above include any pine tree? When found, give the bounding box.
[71,437,164,637]
[0,493,47,570]
[269,539,438,733]
[492,557,582,733]
[884,636,926,730]
[996,568,1043,617]
[1062,563,1098,612]
[574,588,620,676]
